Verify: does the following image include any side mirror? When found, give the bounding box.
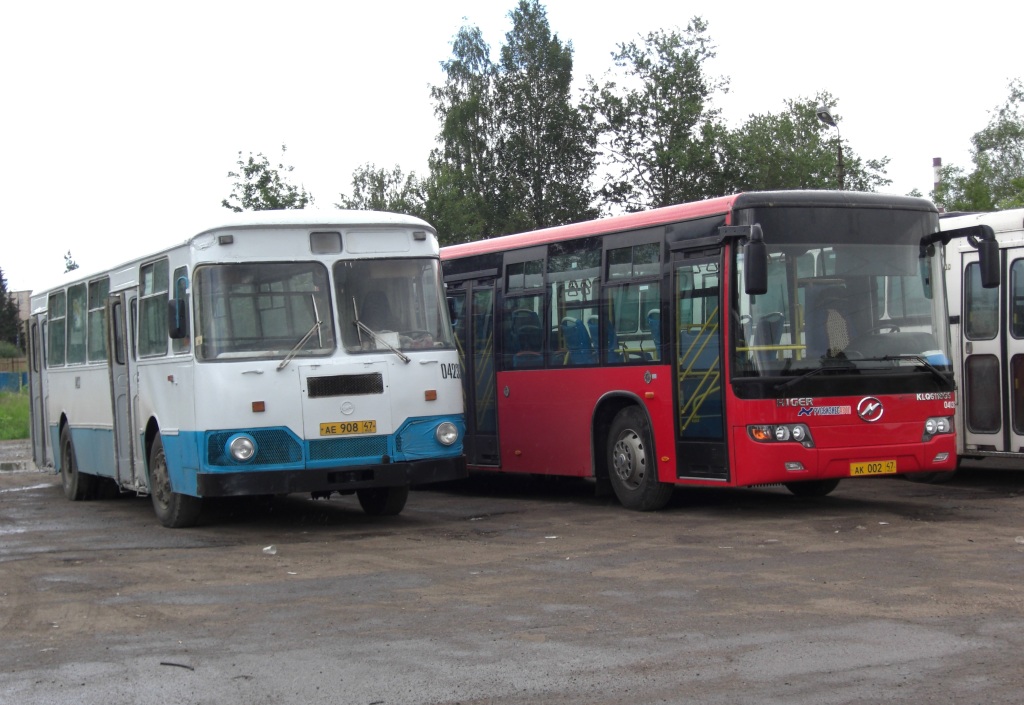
[167,299,189,339]
[743,224,768,296]
[977,237,1000,289]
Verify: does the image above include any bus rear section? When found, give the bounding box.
[443,192,992,510]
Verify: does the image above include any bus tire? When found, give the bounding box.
[148,435,202,528]
[60,425,97,501]
[607,407,673,511]
[784,478,840,497]
[357,486,409,516]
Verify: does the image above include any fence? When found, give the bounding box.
[0,359,28,393]
[0,357,27,373]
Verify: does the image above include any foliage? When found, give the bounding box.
[0,390,29,441]
[934,79,1024,211]
[428,1,596,239]
[428,24,499,242]
[0,341,22,358]
[64,251,79,273]
[336,163,426,218]
[725,95,891,192]
[584,19,731,211]
[222,145,313,212]
[493,0,597,231]
[0,268,23,351]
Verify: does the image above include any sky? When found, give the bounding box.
[2,0,1020,293]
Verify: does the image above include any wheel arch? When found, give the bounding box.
[143,417,162,483]
[591,392,651,482]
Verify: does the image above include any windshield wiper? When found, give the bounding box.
[277,295,323,371]
[352,296,410,363]
[775,358,857,392]
[873,354,953,388]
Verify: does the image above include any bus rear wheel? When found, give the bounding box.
[784,478,840,497]
[60,425,97,501]
[357,486,409,516]
[148,435,202,528]
[607,407,673,511]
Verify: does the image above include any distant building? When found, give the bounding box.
[13,290,31,324]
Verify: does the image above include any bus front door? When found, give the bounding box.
[673,253,728,480]
[107,291,144,488]
[961,248,1024,455]
[449,279,499,467]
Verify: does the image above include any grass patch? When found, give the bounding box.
[0,389,30,440]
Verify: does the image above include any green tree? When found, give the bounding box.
[428,24,499,242]
[0,267,22,350]
[337,163,426,218]
[428,1,596,240]
[222,145,313,212]
[726,95,891,192]
[934,79,1024,211]
[494,0,597,231]
[584,19,731,211]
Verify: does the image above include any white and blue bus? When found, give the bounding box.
[26,210,466,527]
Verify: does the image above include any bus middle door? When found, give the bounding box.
[448,278,499,467]
[107,290,144,489]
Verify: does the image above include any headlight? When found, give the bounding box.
[435,421,459,446]
[923,416,952,438]
[227,434,257,462]
[748,424,813,448]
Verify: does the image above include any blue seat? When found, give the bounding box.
[589,314,622,363]
[647,309,661,359]
[561,317,596,365]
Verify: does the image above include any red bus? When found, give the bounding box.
[441,191,999,510]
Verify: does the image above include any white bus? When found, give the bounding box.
[943,208,1024,465]
[26,210,467,527]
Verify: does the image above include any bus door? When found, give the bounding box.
[27,318,51,468]
[449,278,499,466]
[107,290,144,487]
[673,251,728,480]
[960,247,1024,454]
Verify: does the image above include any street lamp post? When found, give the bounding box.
[816,106,845,190]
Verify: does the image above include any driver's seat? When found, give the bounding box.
[806,287,856,359]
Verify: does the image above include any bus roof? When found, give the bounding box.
[441,190,936,260]
[940,208,1024,236]
[28,209,436,306]
[191,209,435,238]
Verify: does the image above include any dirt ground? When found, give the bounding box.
[2,438,1024,705]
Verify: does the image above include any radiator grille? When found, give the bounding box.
[309,436,388,461]
[307,373,384,398]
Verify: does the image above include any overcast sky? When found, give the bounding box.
[2,0,1020,292]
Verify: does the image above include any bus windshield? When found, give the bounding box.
[194,262,335,362]
[335,258,455,353]
[734,239,950,379]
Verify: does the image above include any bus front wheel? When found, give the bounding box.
[784,478,840,497]
[357,486,409,516]
[60,425,96,501]
[148,436,202,528]
[607,407,673,511]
